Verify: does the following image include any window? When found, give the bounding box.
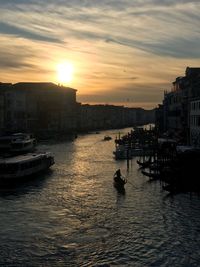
[197,116,200,127]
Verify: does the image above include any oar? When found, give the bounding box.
[123,175,136,188]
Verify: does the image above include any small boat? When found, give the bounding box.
[113,171,127,191]
[0,152,54,182]
[141,170,161,180]
[137,159,152,168]
[103,135,112,141]
[113,178,127,193]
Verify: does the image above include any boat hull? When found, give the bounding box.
[113,181,125,193]
[0,153,54,182]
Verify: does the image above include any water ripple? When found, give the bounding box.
[0,129,200,266]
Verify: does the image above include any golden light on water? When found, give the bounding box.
[57,62,74,84]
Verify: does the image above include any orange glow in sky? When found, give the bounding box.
[0,1,199,109]
[57,62,74,84]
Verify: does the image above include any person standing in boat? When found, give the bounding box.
[114,169,127,185]
[114,169,124,184]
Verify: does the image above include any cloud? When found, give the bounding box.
[106,35,200,59]
[0,41,37,69]
[0,22,62,43]
[0,0,200,108]
[0,54,32,69]
[78,82,166,106]
[1,0,200,59]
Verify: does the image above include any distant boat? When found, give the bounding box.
[0,152,54,181]
[103,135,112,141]
[113,144,143,159]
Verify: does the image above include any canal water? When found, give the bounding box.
[0,128,200,267]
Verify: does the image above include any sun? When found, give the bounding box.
[57,62,74,84]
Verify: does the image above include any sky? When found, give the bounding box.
[0,0,200,109]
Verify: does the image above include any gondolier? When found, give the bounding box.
[113,169,127,188]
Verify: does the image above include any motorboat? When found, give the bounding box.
[113,144,144,159]
[0,133,37,154]
[0,152,54,181]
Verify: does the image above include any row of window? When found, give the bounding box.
[0,159,43,173]
[190,115,200,127]
[191,101,200,110]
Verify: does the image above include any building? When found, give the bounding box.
[1,82,78,137]
[0,83,12,134]
[80,104,155,132]
[155,104,164,134]
[80,104,126,131]
[157,67,200,143]
[1,82,155,137]
[190,99,200,147]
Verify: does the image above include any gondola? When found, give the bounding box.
[137,159,152,168]
[141,170,161,180]
[113,175,127,192]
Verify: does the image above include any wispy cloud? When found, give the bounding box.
[0,22,62,43]
[0,0,200,108]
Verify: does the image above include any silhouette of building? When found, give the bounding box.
[80,104,126,131]
[0,83,12,134]
[190,99,200,146]
[0,82,155,137]
[155,104,164,134]
[1,82,78,137]
[156,67,200,144]
[80,104,155,131]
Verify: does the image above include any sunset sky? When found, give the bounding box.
[0,0,200,109]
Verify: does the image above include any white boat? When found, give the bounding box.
[0,133,37,154]
[0,152,54,181]
[113,145,132,160]
[113,144,144,159]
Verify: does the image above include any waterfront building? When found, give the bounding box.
[157,67,200,143]
[1,82,155,136]
[190,99,200,147]
[1,82,78,137]
[155,104,164,134]
[0,83,12,134]
[80,104,126,131]
[80,104,154,132]
[135,108,155,126]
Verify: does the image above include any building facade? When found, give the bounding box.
[1,82,78,137]
[80,104,154,132]
[157,67,200,144]
[190,99,200,146]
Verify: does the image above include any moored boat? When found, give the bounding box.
[0,133,37,154]
[0,152,54,181]
[137,158,152,168]
[113,144,132,160]
[141,170,161,180]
